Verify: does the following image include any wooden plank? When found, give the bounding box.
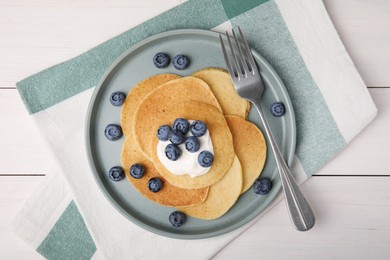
[0,89,51,174]
[0,0,389,87]
[214,176,390,259]
[0,88,388,175]
[323,0,390,87]
[0,0,388,259]
[0,2,180,87]
[0,176,45,260]
[1,176,390,259]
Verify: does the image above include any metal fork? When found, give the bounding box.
[220,27,315,231]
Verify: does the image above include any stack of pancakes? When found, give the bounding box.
[121,68,267,220]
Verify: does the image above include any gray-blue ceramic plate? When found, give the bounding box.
[85,29,296,239]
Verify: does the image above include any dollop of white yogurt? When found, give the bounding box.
[157,120,213,178]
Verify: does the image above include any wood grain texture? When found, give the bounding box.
[1,176,390,259]
[0,0,182,87]
[0,0,389,87]
[0,89,52,174]
[0,88,388,175]
[323,0,390,87]
[0,0,389,259]
[214,176,390,259]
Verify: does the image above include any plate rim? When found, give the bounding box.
[85,28,296,239]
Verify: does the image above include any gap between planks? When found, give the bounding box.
[1,86,390,90]
[313,174,390,177]
[1,174,389,178]
[0,174,46,176]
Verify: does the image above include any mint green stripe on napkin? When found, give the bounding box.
[17,0,228,114]
[230,1,346,175]
[221,0,269,19]
[37,201,96,260]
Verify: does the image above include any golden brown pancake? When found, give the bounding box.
[121,74,180,136]
[177,156,243,220]
[133,76,222,159]
[192,68,250,118]
[225,115,267,193]
[150,101,235,189]
[121,135,209,207]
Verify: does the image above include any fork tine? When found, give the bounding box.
[226,31,242,79]
[237,27,257,72]
[219,34,236,80]
[232,28,249,76]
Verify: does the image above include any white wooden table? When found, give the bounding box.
[1,0,389,259]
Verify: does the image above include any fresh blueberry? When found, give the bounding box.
[165,144,181,161]
[172,118,190,134]
[190,120,207,137]
[108,166,125,181]
[270,102,285,117]
[169,211,186,227]
[148,177,163,193]
[130,163,145,179]
[104,124,122,141]
[173,54,190,70]
[198,151,214,167]
[185,136,200,153]
[153,52,170,68]
[253,177,272,195]
[168,130,184,145]
[109,92,126,106]
[156,125,172,141]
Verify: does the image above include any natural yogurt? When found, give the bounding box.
[157,120,213,178]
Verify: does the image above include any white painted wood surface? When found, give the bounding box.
[0,0,389,259]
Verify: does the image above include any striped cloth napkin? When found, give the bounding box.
[13,0,377,259]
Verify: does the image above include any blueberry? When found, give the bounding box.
[168,130,184,145]
[190,120,207,137]
[109,92,126,106]
[153,52,170,68]
[108,166,125,181]
[185,136,200,153]
[157,125,171,141]
[198,151,214,167]
[165,144,181,161]
[130,163,145,179]
[169,211,186,227]
[253,177,272,195]
[172,118,190,134]
[173,54,190,70]
[104,124,122,141]
[270,102,285,117]
[148,177,163,193]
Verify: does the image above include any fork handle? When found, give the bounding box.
[253,100,315,231]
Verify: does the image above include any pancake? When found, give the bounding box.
[192,68,250,118]
[225,115,267,193]
[133,76,222,159]
[121,135,209,207]
[121,74,180,136]
[150,101,235,189]
[177,156,242,220]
